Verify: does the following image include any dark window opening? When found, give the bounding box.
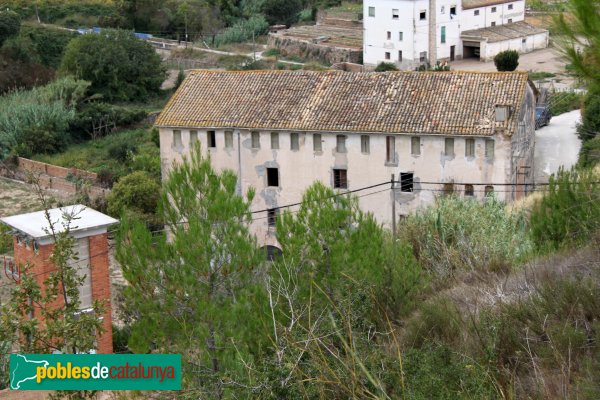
[450,5,456,15]
[485,185,494,197]
[267,167,279,187]
[263,245,282,261]
[267,209,278,227]
[400,173,414,192]
[207,130,216,148]
[443,183,454,195]
[333,169,347,189]
[465,184,474,196]
[420,10,426,20]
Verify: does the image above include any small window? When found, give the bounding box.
[491,21,496,27]
[225,130,233,148]
[398,50,403,62]
[361,135,370,153]
[465,184,474,196]
[441,26,446,44]
[271,132,279,149]
[441,5,445,14]
[485,139,495,158]
[290,132,299,150]
[444,138,454,157]
[267,209,278,227]
[207,130,216,148]
[508,18,512,23]
[420,51,427,62]
[485,185,494,197]
[387,31,391,40]
[190,130,198,145]
[267,167,279,187]
[411,137,420,155]
[251,131,260,149]
[508,3,513,9]
[443,183,454,195]
[400,173,414,192]
[465,138,475,157]
[368,6,375,17]
[314,133,322,152]
[33,241,39,253]
[333,169,347,189]
[173,130,182,148]
[385,52,391,60]
[522,38,526,43]
[450,5,456,15]
[336,135,347,153]
[386,136,396,163]
[392,9,399,19]
[474,9,480,16]
[420,10,426,20]
[399,31,403,41]
[491,6,496,12]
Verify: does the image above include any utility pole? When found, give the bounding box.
[391,174,396,237]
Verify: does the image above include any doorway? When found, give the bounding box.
[450,45,455,61]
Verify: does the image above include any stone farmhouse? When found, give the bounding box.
[156,70,536,248]
[363,0,549,68]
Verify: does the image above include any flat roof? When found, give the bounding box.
[461,21,548,43]
[462,0,522,10]
[0,205,118,242]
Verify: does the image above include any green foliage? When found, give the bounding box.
[18,24,76,69]
[577,89,600,141]
[494,50,519,71]
[60,29,166,102]
[579,136,600,168]
[549,89,583,116]
[106,171,161,224]
[175,68,186,89]
[68,102,147,140]
[401,196,532,278]
[213,15,269,47]
[262,47,280,57]
[530,167,600,250]
[0,224,12,255]
[0,10,20,47]
[116,144,262,397]
[528,71,556,81]
[375,61,398,71]
[261,0,302,26]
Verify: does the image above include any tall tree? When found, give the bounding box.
[116,144,264,397]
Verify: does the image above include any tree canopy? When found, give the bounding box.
[0,10,20,47]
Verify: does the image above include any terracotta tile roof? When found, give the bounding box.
[461,0,516,10]
[155,70,530,136]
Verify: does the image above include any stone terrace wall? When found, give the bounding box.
[267,35,362,65]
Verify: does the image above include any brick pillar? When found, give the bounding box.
[89,233,113,353]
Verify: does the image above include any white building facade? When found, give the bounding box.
[156,70,537,249]
[363,0,547,68]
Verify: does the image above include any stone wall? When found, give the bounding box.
[267,35,362,65]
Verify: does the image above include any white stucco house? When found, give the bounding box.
[156,70,537,249]
[363,0,549,68]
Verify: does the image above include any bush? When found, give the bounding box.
[579,136,600,168]
[494,50,519,71]
[60,29,166,101]
[577,89,600,141]
[13,126,69,158]
[107,171,161,224]
[68,102,148,140]
[262,0,302,26]
[19,25,76,68]
[375,62,398,72]
[0,10,20,47]
[213,15,269,47]
[107,141,136,162]
[0,224,12,255]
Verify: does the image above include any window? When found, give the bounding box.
[336,135,347,152]
[173,130,182,148]
[267,167,279,187]
[450,5,456,15]
[387,31,391,40]
[485,139,495,158]
[190,130,198,145]
[225,130,233,148]
[465,184,474,196]
[443,183,454,195]
[444,138,454,157]
[441,5,445,13]
[411,137,420,155]
[385,52,391,60]
[508,3,513,9]
[267,209,278,227]
[491,6,496,12]
[69,238,92,310]
[392,9,399,19]
[495,105,509,121]
[420,51,427,62]
[485,185,494,197]
[207,130,216,148]
[400,173,414,192]
[522,38,527,43]
[333,169,347,189]
[368,6,375,17]
[491,21,496,27]
[251,131,260,149]
[290,132,299,150]
[314,133,322,152]
[420,10,426,20]
[271,132,279,149]
[465,138,475,157]
[398,50,403,62]
[508,18,512,23]
[399,31,403,41]
[441,26,446,44]
[361,135,370,153]
[386,136,396,163]
[474,9,480,15]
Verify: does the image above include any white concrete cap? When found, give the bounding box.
[0,205,118,245]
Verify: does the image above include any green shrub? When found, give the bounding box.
[375,61,398,71]
[528,71,556,81]
[213,15,269,47]
[549,90,583,117]
[107,141,136,162]
[68,102,147,140]
[261,0,302,26]
[494,50,519,71]
[579,136,600,168]
[0,224,12,255]
[405,297,463,348]
[577,89,600,141]
[262,48,280,57]
[107,171,161,224]
[0,10,20,47]
[530,167,600,250]
[19,24,76,68]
